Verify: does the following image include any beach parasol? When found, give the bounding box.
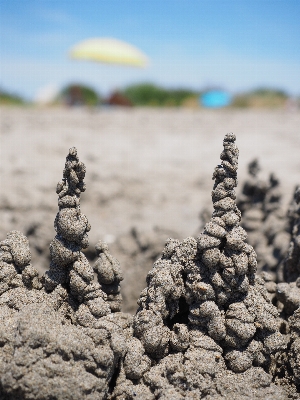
[200,90,232,108]
[69,38,149,68]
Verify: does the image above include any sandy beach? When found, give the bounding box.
[1,106,300,310]
[2,106,300,398]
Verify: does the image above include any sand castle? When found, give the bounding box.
[0,148,129,399]
[0,135,299,398]
[237,159,291,283]
[44,147,123,320]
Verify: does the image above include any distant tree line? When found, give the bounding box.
[58,84,101,106]
[231,88,289,108]
[0,84,298,109]
[57,83,199,107]
[120,83,200,107]
[0,89,26,105]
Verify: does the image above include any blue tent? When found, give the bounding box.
[200,90,232,108]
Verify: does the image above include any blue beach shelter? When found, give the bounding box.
[200,90,232,108]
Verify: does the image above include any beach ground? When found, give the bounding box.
[1,106,300,311]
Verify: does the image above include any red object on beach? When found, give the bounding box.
[107,91,133,107]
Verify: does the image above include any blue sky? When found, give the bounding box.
[0,0,299,100]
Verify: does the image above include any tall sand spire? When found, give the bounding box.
[132,133,285,377]
[44,147,114,320]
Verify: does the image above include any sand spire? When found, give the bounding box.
[189,132,256,329]
[132,133,285,377]
[44,147,114,319]
[44,147,92,292]
[188,133,285,371]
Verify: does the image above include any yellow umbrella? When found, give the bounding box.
[69,37,149,68]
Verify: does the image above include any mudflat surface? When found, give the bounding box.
[1,106,300,277]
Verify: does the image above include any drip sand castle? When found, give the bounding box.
[0,134,299,399]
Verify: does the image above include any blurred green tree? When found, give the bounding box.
[59,84,101,106]
[0,89,26,105]
[232,88,288,108]
[121,83,199,107]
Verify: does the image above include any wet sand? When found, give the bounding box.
[1,106,300,310]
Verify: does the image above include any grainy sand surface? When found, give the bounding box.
[1,106,300,269]
[1,107,300,398]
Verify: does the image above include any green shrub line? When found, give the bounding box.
[1,84,298,108]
